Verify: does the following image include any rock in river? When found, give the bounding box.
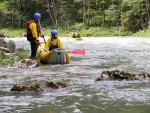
[96,70,150,81]
[10,81,67,92]
[8,59,39,68]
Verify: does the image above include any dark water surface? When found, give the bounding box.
[1,37,150,113]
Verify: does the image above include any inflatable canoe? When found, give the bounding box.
[69,36,82,41]
[37,43,70,64]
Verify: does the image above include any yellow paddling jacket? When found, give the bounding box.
[44,37,63,51]
[29,22,41,41]
[70,32,76,38]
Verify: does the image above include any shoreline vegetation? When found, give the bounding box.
[0,24,150,38]
[1,0,150,38]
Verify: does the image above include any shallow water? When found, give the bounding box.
[1,37,150,113]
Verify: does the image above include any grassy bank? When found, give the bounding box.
[0,49,29,65]
[133,29,150,37]
[0,23,150,37]
[0,28,25,38]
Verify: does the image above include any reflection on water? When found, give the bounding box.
[1,37,150,113]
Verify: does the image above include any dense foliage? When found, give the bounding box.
[0,0,150,33]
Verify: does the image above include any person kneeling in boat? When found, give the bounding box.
[70,30,80,38]
[44,30,63,51]
[39,30,70,64]
[76,31,80,38]
[70,30,76,38]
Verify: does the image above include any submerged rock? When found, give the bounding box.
[10,81,67,92]
[96,70,150,81]
[8,59,39,68]
[45,81,67,89]
[0,75,8,79]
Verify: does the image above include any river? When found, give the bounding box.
[0,37,150,113]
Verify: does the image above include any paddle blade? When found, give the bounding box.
[70,49,85,55]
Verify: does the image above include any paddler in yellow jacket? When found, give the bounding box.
[44,30,63,51]
[70,30,76,38]
[26,13,44,59]
[70,30,80,38]
[43,30,70,63]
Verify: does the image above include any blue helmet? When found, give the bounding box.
[34,13,41,19]
[51,30,58,35]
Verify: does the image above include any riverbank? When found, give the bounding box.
[1,25,150,38]
[0,48,29,65]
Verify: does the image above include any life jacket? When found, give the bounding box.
[26,20,40,36]
[49,38,59,51]
[71,32,76,38]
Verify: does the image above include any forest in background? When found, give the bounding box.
[0,0,150,37]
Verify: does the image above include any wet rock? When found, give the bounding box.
[10,84,43,92]
[45,81,59,89]
[135,73,150,80]
[28,83,42,92]
[56,82,67,88]
[96,70,150,81]
[10,81,67,92]
[0,38,15,53]
[4,40,15,53]
[0,39,6,47]
[10,84,29,91]
[0,47,11,53]
[10,84,39,92]
[8,59,39,68]
[0,75,8,79]
[16,48,25,53]
[4,53,16,58]
[45,81,67,89]
[0,34,6,38]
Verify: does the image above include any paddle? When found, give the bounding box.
[68,49,85,55]
[38,20,46,44]
[39,47,85,55]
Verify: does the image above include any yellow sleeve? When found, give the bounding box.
[57,38,63,48]
[29,23,39,40]
[44,38,51,50]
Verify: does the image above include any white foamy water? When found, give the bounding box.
[1,37,150,113]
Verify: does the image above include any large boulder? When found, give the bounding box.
[0,38,15,53]
[5,40,16,53]
[0,39,6,47]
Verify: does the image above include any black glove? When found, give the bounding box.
[36,40,40,45]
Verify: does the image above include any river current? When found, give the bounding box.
[0,37,150,113]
